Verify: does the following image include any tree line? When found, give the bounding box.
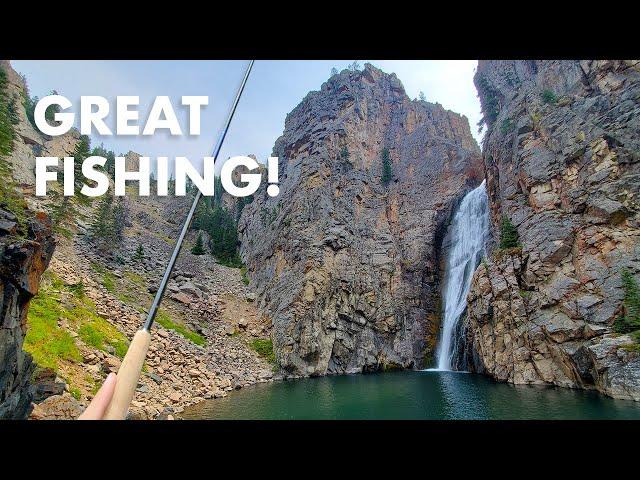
[190,175,251,267]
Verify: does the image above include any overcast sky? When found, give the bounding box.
[12,60,481,172]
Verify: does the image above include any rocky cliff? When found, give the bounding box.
[1,61,58,418]
[239,64,482,376]
[0,209,55,418]
[464,60,640,400]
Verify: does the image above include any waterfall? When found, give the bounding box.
[435,180,490,371]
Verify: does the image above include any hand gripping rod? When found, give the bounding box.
[102,60,254,419]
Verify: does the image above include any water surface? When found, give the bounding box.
[183,371,640,420]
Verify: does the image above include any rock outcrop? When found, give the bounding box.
[0,60,80,194]
[1,60,57,418]
[0,208,55,418]
[464,60,640,400]
[239,64,482,376]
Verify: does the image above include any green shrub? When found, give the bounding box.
[500,118,514,134]
[613,269,640,335]
[249,338,276,364]
[67,281,85,298]
[133,243,145,262]
[102,270,116,293]
[0,158,28,234]
[70,387,82,400]
[541,89,558,105]
[0,66,29,232]
[499,216,520,249]
[381,147,393,186]
[475,74,500,129]
[155,309,206,346]
[0,66,17,156]
[240,265,250,286]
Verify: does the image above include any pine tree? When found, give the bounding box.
[111,198,128,242]
[331,67,338,76]
[381,148,393,186]
[88,194,128,248]
[189,180,242,267]
[8,94,20,126]
[74,135,91,160]
[91,142,116,178]
[0,67,16,156]
[51,194,72,228]
[133,243,145,262]
[73,135,91,191]
[419,91,426,102]
[44,90,60,123]
[614,269,640,334]
[191,232,206,255]
[23,94,38,129]
[213,175,224,206]
[209,206,241,266]
[89,194,115,240]
[499,216,519,249]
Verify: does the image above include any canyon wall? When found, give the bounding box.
[0,209,55,418]
[1,61,56,418]
[239,64,482,376]
[465,60,640,400]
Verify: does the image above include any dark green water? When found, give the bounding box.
[182,370,640,420]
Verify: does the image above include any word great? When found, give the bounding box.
[35,95,209,136]
[35,155,281,198]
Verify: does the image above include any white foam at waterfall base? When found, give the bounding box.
[434,180,489,371]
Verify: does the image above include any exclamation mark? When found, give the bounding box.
[267,156,280,197]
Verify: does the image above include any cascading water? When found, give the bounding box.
[435,180,490,371]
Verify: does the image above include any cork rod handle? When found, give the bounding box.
[103,329,151,420]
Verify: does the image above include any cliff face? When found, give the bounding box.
[1,61,57,418]
[0,209,55,418]
[239,64,482,376]
[465,60,640,400]
[0,60,79,195]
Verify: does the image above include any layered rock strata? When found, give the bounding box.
[464,60,640,400]
[239,64,482,376]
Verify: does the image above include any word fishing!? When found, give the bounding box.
[32,94,280,198]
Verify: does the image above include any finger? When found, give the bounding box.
[78,372,117,420]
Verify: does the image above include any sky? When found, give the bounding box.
[12,60,481,172]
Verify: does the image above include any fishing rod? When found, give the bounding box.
[103,60,255,420]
